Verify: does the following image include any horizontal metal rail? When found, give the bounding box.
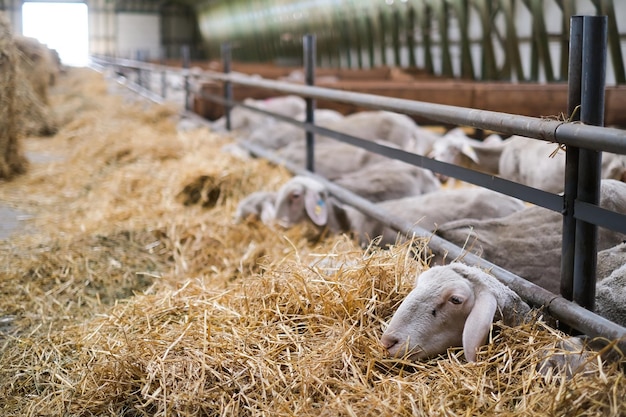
[91,56,626,154]
[200,71,626,153]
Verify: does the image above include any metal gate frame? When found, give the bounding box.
[91,15,626,349]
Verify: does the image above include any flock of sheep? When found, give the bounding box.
[215,95,626,373]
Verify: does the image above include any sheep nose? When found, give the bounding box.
[380,334,399,351]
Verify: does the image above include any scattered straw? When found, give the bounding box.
[0,67,623,416]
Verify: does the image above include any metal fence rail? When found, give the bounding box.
[90,16,626,349]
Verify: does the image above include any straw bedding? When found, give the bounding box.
[0,67,624,417]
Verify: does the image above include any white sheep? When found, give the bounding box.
[498,136,626,193]
[324,110,441,154]
[276,140,389,180]
[427,128,509,182]
[595,242,626,327]
[211,95,306,133]
[244,109,344,150]
[273,176,524,247]
[437,179,626,294]
[233,191,277,225]
[272,176,349,232]
[381,261,624,373]
[380,263,531,362]
[344,187,525,247]
[333,159,441,202]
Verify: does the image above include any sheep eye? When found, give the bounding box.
[431,309,436,317]
[449,296,463,305]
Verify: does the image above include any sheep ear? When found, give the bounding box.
[304,189,328,226]
[462,290,498,362]
[461,144,480,164]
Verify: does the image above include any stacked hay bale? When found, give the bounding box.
[13,34,58,136]
[0,13,28,179]
[13,34,60,104]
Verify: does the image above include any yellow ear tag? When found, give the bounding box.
[315,199,325,215]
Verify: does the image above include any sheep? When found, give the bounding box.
[273,176,525,247]
[244,109,344,150]
[233,191,277,224]
[436,180,626,294]
[272,176,350,233]
[275,140,390,180]
[324,110,441,154]
[380,263,531,362]
[211,95,306,133]
[595,242,626,327]
[333,159,441,202]
[427,128,509,182]
[498,136,626,193]
[380,261,624,372]
[344,187,525,247]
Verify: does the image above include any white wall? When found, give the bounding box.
[116,12,160,59]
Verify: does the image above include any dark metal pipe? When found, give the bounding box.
[182,45,190,111]
[573,15,608,311]
[93,55,626,155]
[221,42,233,131]
[560,16,583,301]
[160,47,167,99]
[200,71,626,153]
[304,34,316,172]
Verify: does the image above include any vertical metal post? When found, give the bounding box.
[573,15,607,310]
[304,34,316,172]
[182,45,190,111]
[221,42,233,131]
[160,47,167,99]
[135,50,144,88]
[560,16,583,301]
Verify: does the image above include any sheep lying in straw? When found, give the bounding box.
[498,136,626,193]
[380,263,531,362]
[211,95,306,133]
[427,127,508,182]
[244,108,344,150]
[595,242,626,327]
[436,179,626,293]
[273,176,524,246]
[233,190,277,224]
[380,262,624,377]
[323,110,442,155]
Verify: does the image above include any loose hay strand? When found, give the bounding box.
[0,67,624,417]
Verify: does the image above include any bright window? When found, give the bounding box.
[22,2,89,67]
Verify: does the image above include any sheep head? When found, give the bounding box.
[273,176,329,228]
[380,263,528,362]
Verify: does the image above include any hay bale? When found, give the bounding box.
[0,13,28,179]
[13,35,59,104]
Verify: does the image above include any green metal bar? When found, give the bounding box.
[420,2,434,74]
[406,4,417,68]
[449,0,475,79]
[392,6,402,67]
[500,0,526,81]
[378,6,388,66]
[436,0,454,77]
[594,0,626,83]
[556,0,576,81]
[364,13,376,68]
[472,0,498,80]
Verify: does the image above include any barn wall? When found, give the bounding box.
[194,0,626,84]
[116,12,161,59]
